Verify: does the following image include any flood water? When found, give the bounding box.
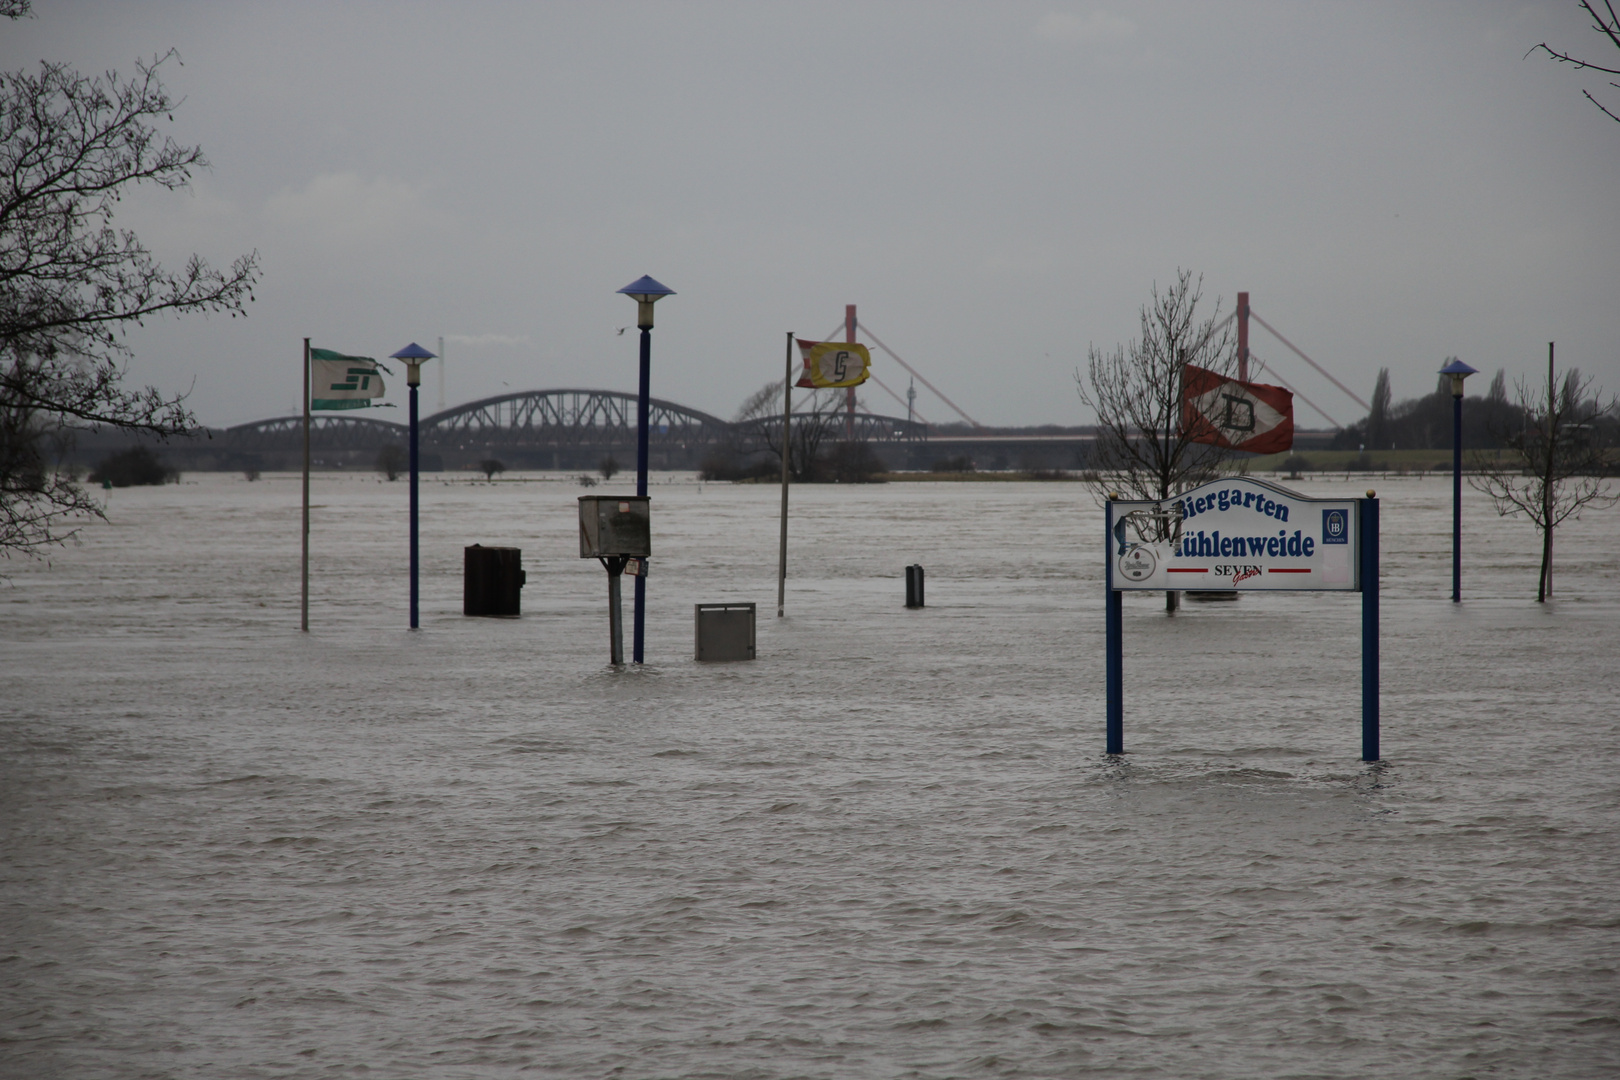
[2,471,1617,1078]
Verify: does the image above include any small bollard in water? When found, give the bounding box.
[905,564,925,609]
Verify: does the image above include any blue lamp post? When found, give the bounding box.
[391,341,437,629]
[1439,358,1476,603]
[616,275,675,664]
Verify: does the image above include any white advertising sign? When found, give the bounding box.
[1110,477,1359,592]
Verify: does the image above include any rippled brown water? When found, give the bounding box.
[2,472,1616,1078]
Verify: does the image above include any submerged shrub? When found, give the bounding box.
[88,446,177,487]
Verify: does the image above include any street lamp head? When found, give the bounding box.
[617,275,676,330]
[391,342,437,387]
[1439,358,1477,399]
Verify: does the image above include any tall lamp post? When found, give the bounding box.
[391,342,437,629]
[1439,358,1476,603]
[616,275,675,664]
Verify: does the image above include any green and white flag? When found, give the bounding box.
[310,348,386,410]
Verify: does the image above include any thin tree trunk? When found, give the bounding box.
[1538,519,1553,602]
[1540,344,1555,601]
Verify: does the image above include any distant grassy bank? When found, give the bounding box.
[1244,449,1519,474]
[879,470,1085,482]
[880,450,1518,483]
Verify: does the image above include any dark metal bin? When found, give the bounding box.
[464,545,525,616]
[695,603,755,661]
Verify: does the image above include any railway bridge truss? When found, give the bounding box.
[219,388,927,471]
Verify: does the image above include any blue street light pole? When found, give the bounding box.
[1439,358,1476,603]
[616,276,675,664]
[391,342,437,629]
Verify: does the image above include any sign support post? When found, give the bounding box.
[1360,494,1379,762]
[1105,496,1123,754]
[301,337,310,633]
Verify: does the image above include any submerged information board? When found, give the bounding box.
[1102,477,1381,760]
[1110,476,1360,592]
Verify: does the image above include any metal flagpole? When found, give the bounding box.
[301,337,311,632]
[777,331,792,617]
[844,305,856,438]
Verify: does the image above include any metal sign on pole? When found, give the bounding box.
[580,496,651,666]
[1104,476,1381,760]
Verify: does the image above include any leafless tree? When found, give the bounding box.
[1529,1,1620,124]
[1469,355,1616,602]
[1,48,259,559]
[1077,270,1239,610]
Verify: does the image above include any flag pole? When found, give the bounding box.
[777,331,792,618]
[301,337,311,632]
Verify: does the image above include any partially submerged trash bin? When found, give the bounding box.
[464,545,525,616]
[695,603,755,662]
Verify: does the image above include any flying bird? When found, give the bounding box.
[616,327,628,335]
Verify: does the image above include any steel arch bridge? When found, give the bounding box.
[224,413,405,451]
[422,389,732,455]
[217,389,927,469]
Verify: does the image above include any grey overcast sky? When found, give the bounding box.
[5,1,1617,428]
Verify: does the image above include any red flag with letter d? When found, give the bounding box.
[1182,364,1294,454]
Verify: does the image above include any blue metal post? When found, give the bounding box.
[1360,496,1379,761]
[1452,392,1462,602]
[633,326,650,664]
[409,381,420,630]
[1105,499,1123,755]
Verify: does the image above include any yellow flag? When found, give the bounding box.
[795,340,871,388]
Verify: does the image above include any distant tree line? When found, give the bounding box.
[1329,366,1618,454]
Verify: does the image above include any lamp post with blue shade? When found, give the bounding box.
[391,341,437,629]
[616,275,675,664]
[1440,358,1476,603]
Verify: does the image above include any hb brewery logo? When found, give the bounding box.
[1119,545,1156,581]
[1322,508,1348,544]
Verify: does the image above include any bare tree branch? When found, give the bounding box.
[0,51,260,562]
[1076,268,1239,513]
[1529,1,1620,123]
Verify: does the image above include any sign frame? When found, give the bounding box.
[1110,476,1360,592]
[1104,480,1380,762]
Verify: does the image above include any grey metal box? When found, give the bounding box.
[695,603,755,662]
[578,496,650,557]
